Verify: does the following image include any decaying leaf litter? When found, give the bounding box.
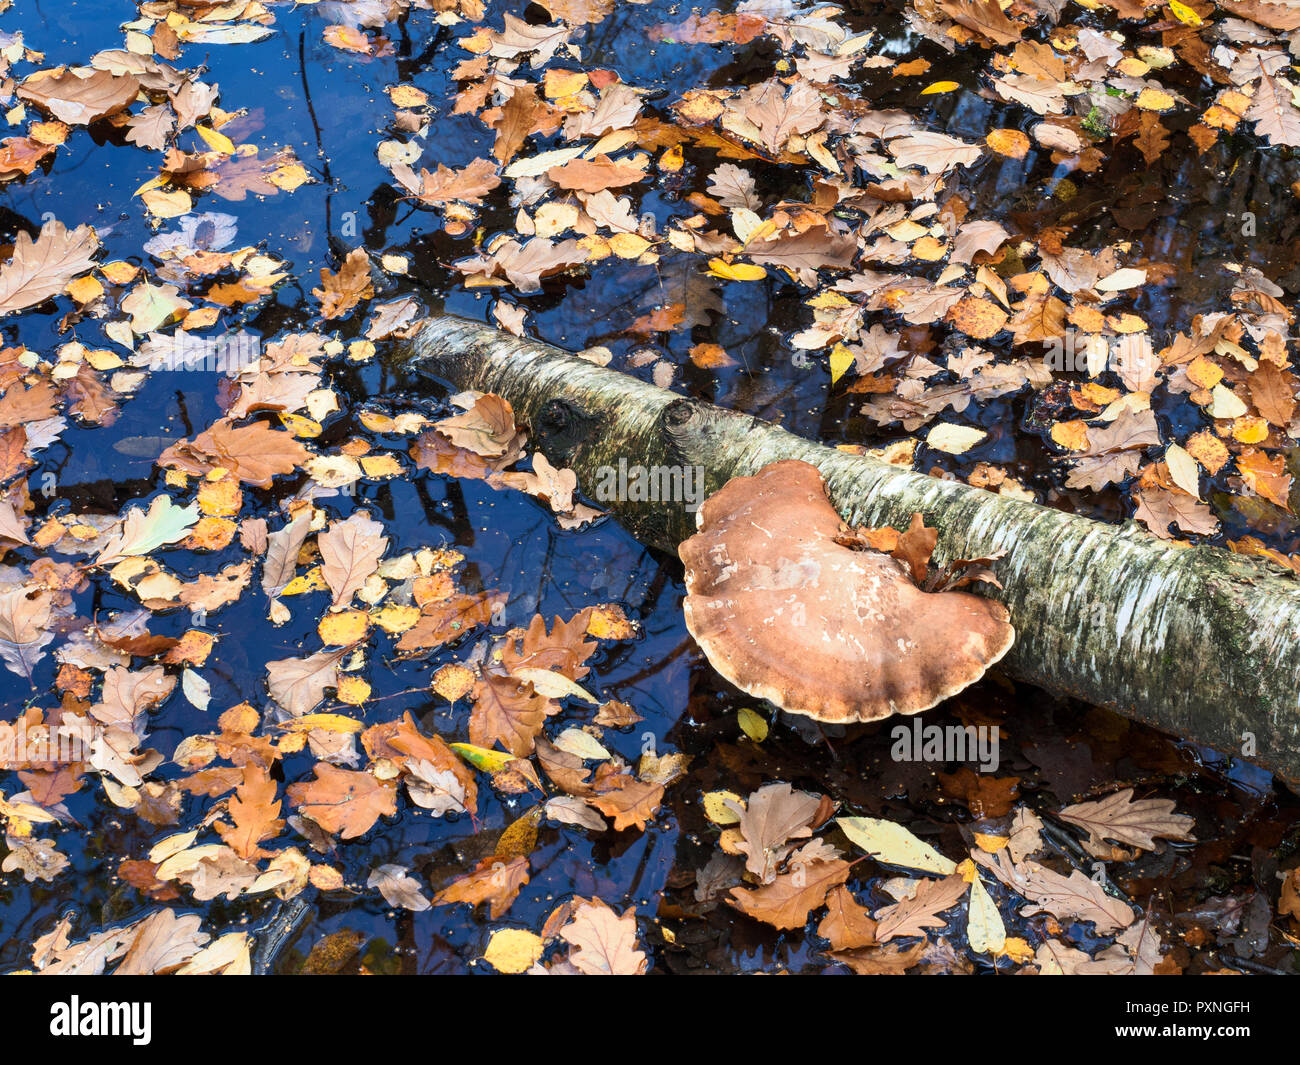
[0,0,1297,975]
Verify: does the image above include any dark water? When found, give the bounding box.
[0,0,1297,974]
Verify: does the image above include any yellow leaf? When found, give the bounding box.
[133,174,165,197]
[387,84,429,108]
[281,566,327,596]
[512,667,597,704]
[1135,88,1175,112]
[483,929,543,974]
[0,793,58,824]
[586,604,636,640]
[318,609,370,646]
[371,603,420,634]
[609,232,652,259]
[270,162,311,192]
[966,872,1005,954]
[432,663,476,702]
[702,790,743,826]
[829,342,854,385]
[921,81,960,95]
[985,128,1030,159]
[707,258,767,282]
[1051,419,1090,452]
[544,69,589,99]
[737,707,768,742]
[1169,0,1203,26]
[1231,415,1269,444]
[196,125,235,154]
[85,348,123,370]
[100,260,139,285]
[838,816,957,874]
[336,676,370,706]
[450,742,517,774]
[927,423,987,455]
[141,187,192,218]
[148,830,199,864]
[66,275,104,304]
[997,936,1035,963]
[278,412,323,438]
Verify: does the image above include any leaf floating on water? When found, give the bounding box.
[838,817,957,875]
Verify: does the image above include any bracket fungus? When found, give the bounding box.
[678,460,1015,723]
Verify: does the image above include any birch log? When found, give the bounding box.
[396,315,1300,786]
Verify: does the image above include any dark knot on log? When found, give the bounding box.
[534,397,601,467]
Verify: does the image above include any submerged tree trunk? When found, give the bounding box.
[395,315,1300,787]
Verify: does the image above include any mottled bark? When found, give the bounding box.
[396,315,1300,786]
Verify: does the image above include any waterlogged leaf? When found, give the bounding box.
[1248,74,1300,149]
[287,765,396,839]
[483,929,544,973]
[96,497,200,565]
[450,742,521,774]
[737,707,768,741]
[18,69,140,125]
[559,899,648,974]
[214,764,283,861]
[313,248,374,320]
[703,790,744,826]
[1095,267,1147,293]
[181,668,210,712]
[547,154,647,193]
[0,586,54,679]
[284,713,363,735]
[158,421,310,488]
[938,0,1023,46]
[368,864,431,912]
[728,859,852,930]
[985,128,1030,159]
[391,157,501,205]
[266,648,346,717]
[261,511,311,598]
[838,817,957,874]
[318,512,388,609]
[113,910,210,975]
[1133,485,1219,538]
[551,726,610,760]
[975,850,1134,933]
[733,782,821,883]
[434,855,530,919]
[965,870,1006,954]
[2,834,68,882]
[1164,444,1201,499]
[874,873,969,942]
[404,760,468,816]
[433,394,518,457]
[829,344,854,385]
[0,220,99,314]
[588,769,664,831]
[887,131,981,173]
[1057,788,1195,852]
[707,258,766,281]
[544,794,607,831]
[926,423,987,455]
[817,885,878,950]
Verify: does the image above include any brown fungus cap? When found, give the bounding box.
[678,460,1015,723]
